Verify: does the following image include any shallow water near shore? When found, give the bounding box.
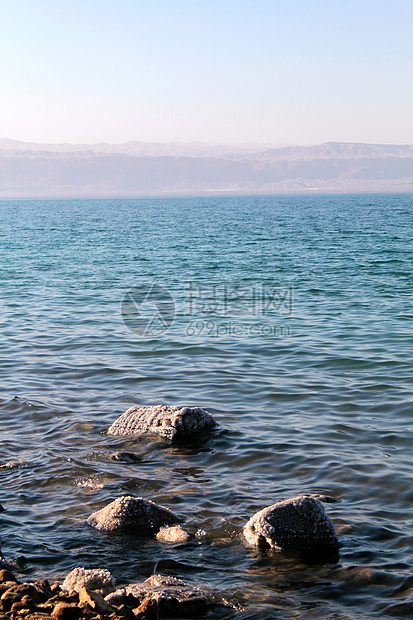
[0,194,412,619]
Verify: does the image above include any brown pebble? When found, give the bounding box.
[0,591,21,612]
[33,580,53,601]
[78,587,112,614]
[26,614,55,620]
[11,594,37,613]
[111,604,135,620]
[47,594,79,606]
[0,583,18,597]
[133,598,158,620]
[12,606,33,616]
[0,572,17,585]
[35,604,55,615]
[0,613,12,620]
[51,602,83,620]
[4,584,43,604]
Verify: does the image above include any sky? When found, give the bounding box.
[1,0,412,146]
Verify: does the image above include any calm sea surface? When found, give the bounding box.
[0,194,412,619]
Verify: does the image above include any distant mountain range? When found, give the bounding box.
[1,138,412,197]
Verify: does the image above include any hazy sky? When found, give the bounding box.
[1,0,412,146]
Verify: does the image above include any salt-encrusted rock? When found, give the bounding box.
[105,575,207,617]
[243,495,339,556]
[62,567,115,597]
[86,496,180,534]
[107,404,216,440]
[156,525,192,543]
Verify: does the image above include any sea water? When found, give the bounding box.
[0,194,412,619]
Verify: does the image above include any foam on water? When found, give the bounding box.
[0,194,412,618]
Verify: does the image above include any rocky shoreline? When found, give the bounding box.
[0,407,340,619]
[0,567,213,620]
[0,493,339,619]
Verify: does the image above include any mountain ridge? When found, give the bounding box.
[0,138,285,158]
[1,139,412,196]
[2,138,413,160]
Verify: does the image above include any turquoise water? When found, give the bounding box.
[0,194,412,618]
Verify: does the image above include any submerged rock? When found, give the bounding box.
[86,496,180,534]
[0,547,16,573]
[62,567,115,597]
[108,451,142,463]
[307,493,337,503]
[243,495,339,556]
[105,575,208,617]
[107,404,216,440]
